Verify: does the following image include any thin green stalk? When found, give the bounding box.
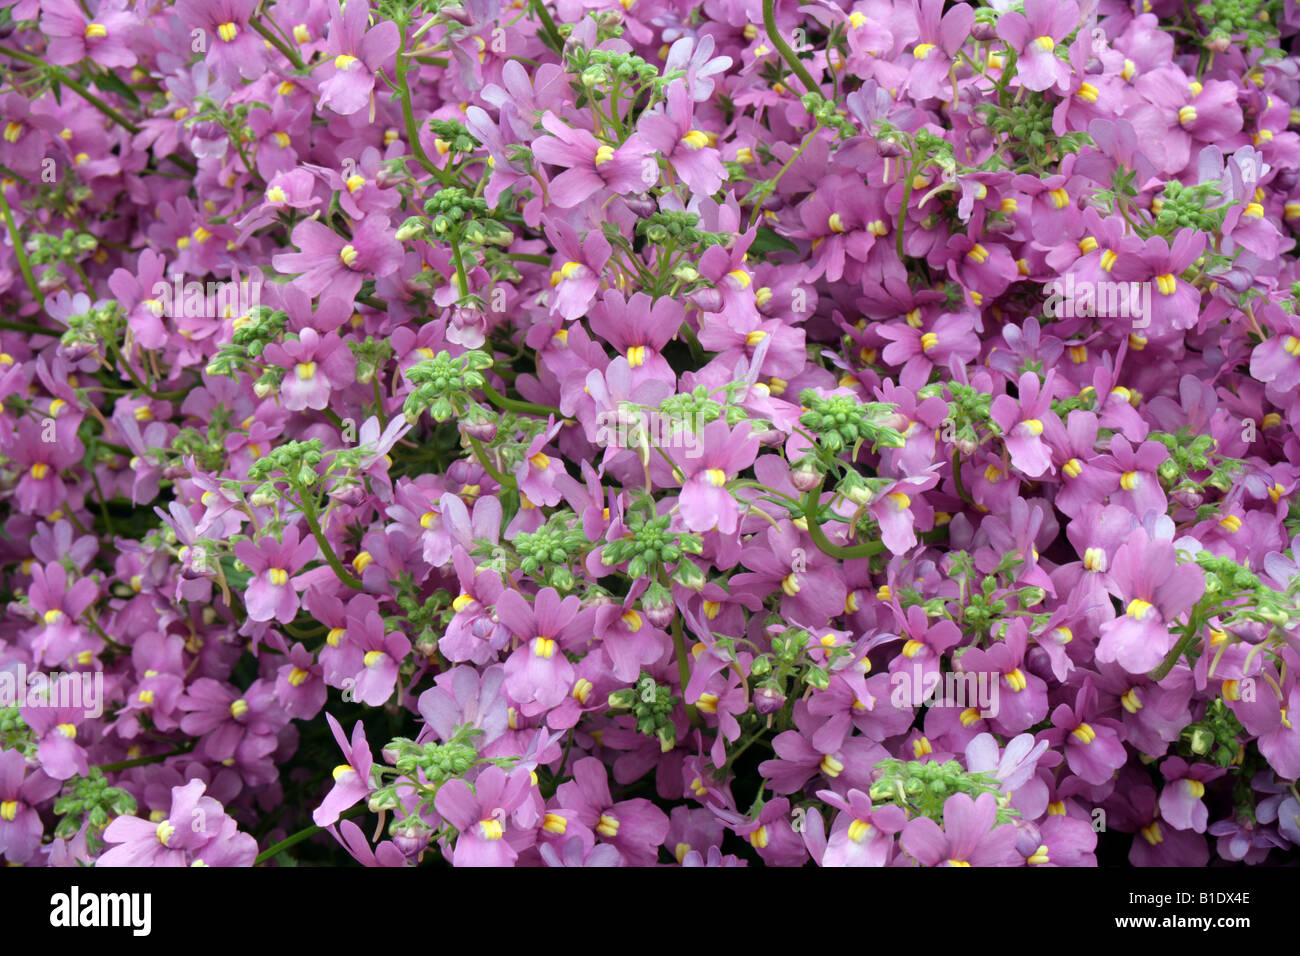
[896,161,915,260]
[479,380,561,418]
[1148,618,1201,682]
[800,488,885,560]
[298,493,365,590]
[0,189,42,306]
[255,805,366,865]
[671,615,703,728]
[1,48,142,134]
[249,15,306,72]
[530,0,565,54]
[761,0,821,96]
[394,33,441,178]
[467,433,513,487]
[97,745,194,773]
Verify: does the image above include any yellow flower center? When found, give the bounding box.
[681,129,710,150]
[1126,598,1153,619]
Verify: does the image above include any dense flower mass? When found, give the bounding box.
[1,0,1300,868]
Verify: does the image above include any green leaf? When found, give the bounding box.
[749,226,797,257]
[220,554,252,591]
[92,71,140,107]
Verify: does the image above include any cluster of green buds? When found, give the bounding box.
[1151,179,1230,236]
[427,118,480,158]
[376,724,520,818]
[923,381,997,454]
[57,297,119,359]
[1149,428,1243,500]
[164,406,239,473]
[350,336,394,386]
[657,386,726,433]
[799,92,857,137]
[960,573,1015,632]
[247,437,326,490]
[981,93,1085,168]
[1049,387,1099,419]
[608,673,678,751]
[1091,163,1141,218]
[514,511,590,590]
[1179,697,1247,768]
[798,390,906,456]
[566,46,662,91]
[26,228,99,291]
[402,349,493,424]
[0,706,34,757]
[53,767,138,853]
[393,577,452,656]
[1194,0,1278,52]
[601,509,703,580]
[205,305,288,379]
[386,728,480,783]
[397,186,506,246]
[187,94,257,155]
[1194,552,1295,628]
[634,210,729,250]
[869,758,1018,825]
[750,623,853,704]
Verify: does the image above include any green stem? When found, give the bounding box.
[721,726,771,774]
[951,447,974,507]
[255,805,366,865]
[97,745,194,773]
[761,0,821,96]
[1,48,142,135]
[480,380,562,418]
[449,233,470,298]
[896,160,915,260]
[530,0,565,54]
[466,433,513,487]
[671,615,703,728]
[800,488,885,560]
[1147,618,1201,682]
[371,377,389,429]
[249,15,306,72]
[0,189,42,307]
[298,493,365,590]
[394,34,441,178]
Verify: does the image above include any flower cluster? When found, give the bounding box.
[0,0,1299,868]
